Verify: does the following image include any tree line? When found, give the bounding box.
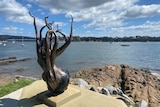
[1,35,160,42]
[72,36,160,42]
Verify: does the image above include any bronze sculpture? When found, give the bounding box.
[29,13,73,95]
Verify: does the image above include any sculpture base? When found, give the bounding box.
[18,80,127,107]
[37,86,81,107]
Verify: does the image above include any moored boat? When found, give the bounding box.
[121,44,130,46]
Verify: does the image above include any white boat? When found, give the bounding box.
[12,41,15,43]
[21,43,25,46]
[2,40,7,46]
[21,36,25,46]
[12,39,16,43]
[121,44,130,47]
[3,43,6,47]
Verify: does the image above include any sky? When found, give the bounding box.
[0,0,160,38]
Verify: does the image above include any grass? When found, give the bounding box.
[0,79,34,97]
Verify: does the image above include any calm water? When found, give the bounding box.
[0,41,160,78]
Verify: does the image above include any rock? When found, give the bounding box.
[70,78,91,89]
[0,57,31,65]
[75,64,122,87]
[101,86,134,105]
[137,100,148,107]
[103,86,123,95]
[0,57,17,64]
[89,85,99,92]
[75,64,160,107]
[101,87,110,95]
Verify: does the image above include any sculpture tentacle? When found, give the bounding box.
[56,15,73,56]
[29,12,73,95]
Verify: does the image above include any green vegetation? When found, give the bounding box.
[0,79,33,97]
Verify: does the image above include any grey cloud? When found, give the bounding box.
[35,0,114,10]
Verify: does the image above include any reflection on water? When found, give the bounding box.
[0,41,160,77]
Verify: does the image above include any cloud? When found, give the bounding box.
[26,4,32,8]
[2,0,160,29]
[125,4,160,18]
[0,26,23,35]
[54,22,67,27]
[36,0,116,16]
[0,0,27,16]
[67,0,160,32]
[0,0,44,26]
[110,20,160,36]
[34,0,160,32]
[35,0,113,10]
[1,0,160,37]
[65,0,136,28]
[3,26,17,31]
[113,21,160,31]
[31,0,160,37]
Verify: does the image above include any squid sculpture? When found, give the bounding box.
[29,13,73,95]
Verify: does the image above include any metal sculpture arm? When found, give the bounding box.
[56,16,73,56]
[29,12,73,95]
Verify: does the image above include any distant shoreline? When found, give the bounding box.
[1,35,160,42]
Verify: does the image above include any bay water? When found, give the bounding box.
[0,41,160,78]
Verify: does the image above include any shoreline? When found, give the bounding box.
[0,64,160,86]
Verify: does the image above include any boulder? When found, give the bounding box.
[70,78,91,89]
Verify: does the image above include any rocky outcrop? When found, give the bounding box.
[0,57,31,65]
[74,64,160,107]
